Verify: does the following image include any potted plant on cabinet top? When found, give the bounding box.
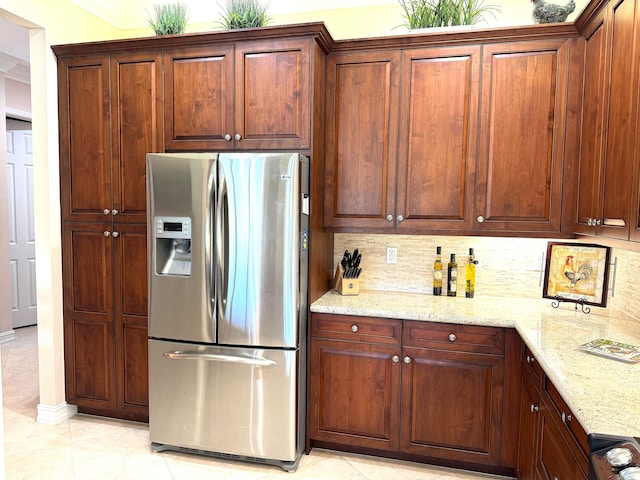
[217,0,271,29]
[398,0,500,30]
[148,1,189,35]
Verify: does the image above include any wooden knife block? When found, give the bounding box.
[333,265,359,296]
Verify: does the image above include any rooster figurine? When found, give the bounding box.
[531,0,576,24]
[562,255,592,289]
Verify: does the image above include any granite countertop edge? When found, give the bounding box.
[310,290,640,439]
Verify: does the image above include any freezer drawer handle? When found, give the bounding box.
[162,351,276,367]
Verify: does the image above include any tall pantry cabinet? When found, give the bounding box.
[54,24,334,423]
[56,52,163,422]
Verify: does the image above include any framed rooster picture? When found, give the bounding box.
[543,242,611,308]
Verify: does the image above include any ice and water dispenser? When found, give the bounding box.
[153,216,192,276]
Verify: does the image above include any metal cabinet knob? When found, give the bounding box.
[595,219,601,226]
[531,404,539,413]
[403,356,411,364]
[397,215,404,222]
[561,412,572,423]
[103,209,110,215]
[112,232,119,238]
[526,355,536,364]
[103,231,111,237]
[587,218,593,226]
[392,355,400,363]
[224,134,232,141]
[234,133,242,141]
[448,333,457,342]
[477,215,485,223]
[351,325,358,333]
[386,214,393,222]
[112,209,119,216]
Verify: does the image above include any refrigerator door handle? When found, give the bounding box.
[206,159,216,326]
[215,164,229,323]
[162,350,276,367]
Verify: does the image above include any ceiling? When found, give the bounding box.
[0,16,30,83]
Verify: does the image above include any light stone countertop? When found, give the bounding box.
[311,290,640,439]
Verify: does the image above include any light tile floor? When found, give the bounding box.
[2,326,512,479]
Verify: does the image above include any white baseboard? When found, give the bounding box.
[0,330,15,345]
[36,402,78,425]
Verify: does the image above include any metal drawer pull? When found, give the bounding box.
[448,333,457,342]
[531,404,539,413]
[392,355,400,363]
[477,215,485,223]
[403,356,411,364]
[351,325,359,333]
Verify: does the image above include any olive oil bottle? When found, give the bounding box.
[447,253,457,297]
[465,248,477,298]
[433,246,443,296]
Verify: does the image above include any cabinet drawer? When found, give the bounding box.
[403,321,505,354]
[522,344,544,389]
[544,376,589,458]
[311,314,401,345]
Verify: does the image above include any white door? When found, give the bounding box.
[6,129,37,327]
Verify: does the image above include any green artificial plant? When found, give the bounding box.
[217,0,271,29]
[148,1,189,35]
[398,0,499,29]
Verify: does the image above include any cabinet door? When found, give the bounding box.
[517,372,541,480]
[575,10,608,235]
[324,51,400,229]
[309,338,401,451]
[235,39,311,150]
[537,400,588,480]
[58,56,112,222]
[111,52,163,223]
[62,223,115,413]
[164,45,235,151]
[396,46,480,232]
[598,0,638,239]
[476,40,568,233]
[113,224,149,422]
[401,347,503,465]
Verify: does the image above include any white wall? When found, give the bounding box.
[0,0,120,423]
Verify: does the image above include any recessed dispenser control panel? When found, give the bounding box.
[154,216,192,276]
[155,217,191,240]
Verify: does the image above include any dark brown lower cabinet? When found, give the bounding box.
[516,344,588,480]
[401,346,504,465]
[308,314,516,475]
[63,222,148,422]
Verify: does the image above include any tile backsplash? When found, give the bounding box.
[334,233,640,321]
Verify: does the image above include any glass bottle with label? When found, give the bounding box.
[433,246,443,296]
[465,248,477,298]
[447,253,457,297]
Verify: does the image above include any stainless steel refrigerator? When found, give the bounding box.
[146,152,309,472]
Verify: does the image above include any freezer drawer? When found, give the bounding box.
[148,339,300,464]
